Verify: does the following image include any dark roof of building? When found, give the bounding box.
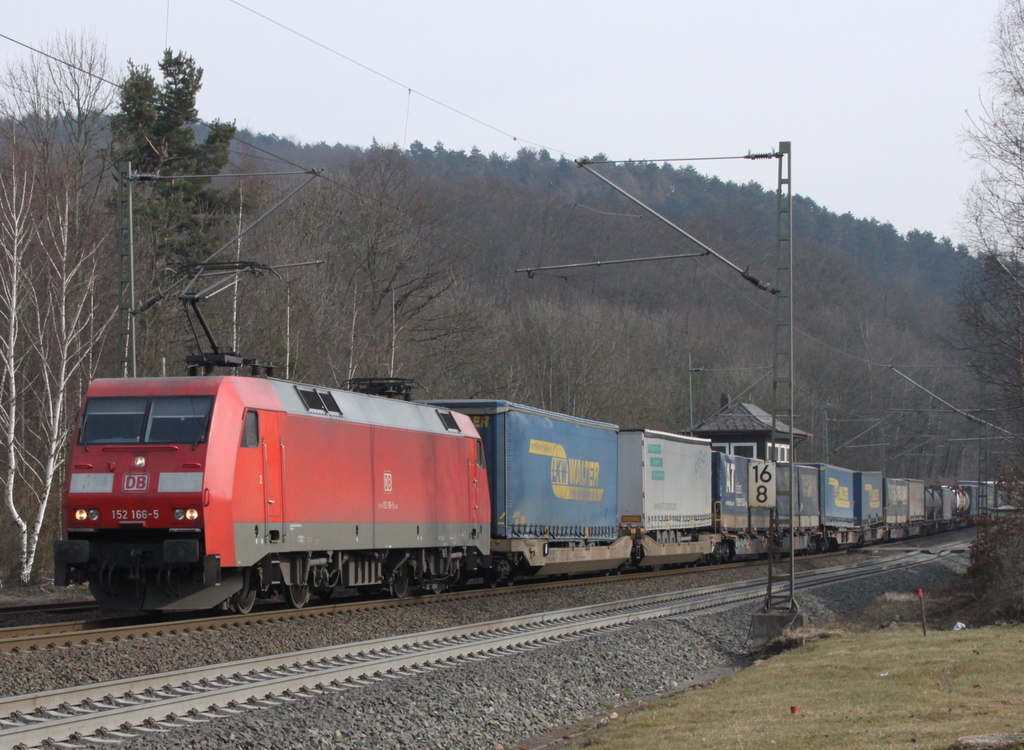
[692,402,812,439]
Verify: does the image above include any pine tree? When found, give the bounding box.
[112,49,236,263]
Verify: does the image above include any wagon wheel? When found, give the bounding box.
[285,582,311,609]
[390,563,411,599]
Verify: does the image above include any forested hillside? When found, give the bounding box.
[208,135,979,485]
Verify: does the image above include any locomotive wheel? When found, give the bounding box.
[285,582,311,609]
[232,585,257,615]
[390,564,411,598]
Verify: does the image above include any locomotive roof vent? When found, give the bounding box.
[343,378,422,401]
[436,410,461,432]
[296,386,343,416]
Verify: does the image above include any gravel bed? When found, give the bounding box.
[0,550,969,749]
[0,556,848,697]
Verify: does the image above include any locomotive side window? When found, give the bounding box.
[476,439,485,468]
[242,411,260,448]
[81,397,148,444]
[145,396,214,444]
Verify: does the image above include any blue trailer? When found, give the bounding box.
[776,463,823,553]
[711,452,771,558]
[795,465,821,529]
[854,471,884,537]
[427,400,630,576]
[712,451,750,533]
[801,463,858,548]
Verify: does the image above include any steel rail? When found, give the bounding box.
[0,553,856,654]
[0,550,956,749]
[0,601,96,618]
[0,527,963,653]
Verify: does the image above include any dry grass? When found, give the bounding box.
[570,626,1024,750]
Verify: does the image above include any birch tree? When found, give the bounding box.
[0,134,36,584]
[0,33,116,584]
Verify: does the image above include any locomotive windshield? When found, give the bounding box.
[81,396,214,445]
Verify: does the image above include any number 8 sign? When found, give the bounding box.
[748,461,776,508]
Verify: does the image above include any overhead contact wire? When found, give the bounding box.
[226,0,578,159]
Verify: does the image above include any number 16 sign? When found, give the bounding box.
[748,461,776,508]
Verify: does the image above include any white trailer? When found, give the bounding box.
[618,430,719,565]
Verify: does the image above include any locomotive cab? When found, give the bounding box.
[55,380,237,610]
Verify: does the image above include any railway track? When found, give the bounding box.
[0,601,97,618]
[0,532,969,654]
[0,553,853,654]
[0,548,959,749]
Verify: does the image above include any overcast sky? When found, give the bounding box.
[1,1,1004,242]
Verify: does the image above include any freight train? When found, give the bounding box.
[54,376,973,612]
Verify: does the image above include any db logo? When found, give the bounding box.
[383,472,393,493]
[123,474,149,492]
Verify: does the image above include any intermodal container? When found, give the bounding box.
[884,478,909,525]
[958,481,982,513]
[617,430,713,531]
[940,486,959,520]
[427,400,619,541]
[712,452,751,533]
[803,464,855,528]
[854,471,884,527]
[908,479,926,523]
[779,464,821,529]
[924,485,942,521]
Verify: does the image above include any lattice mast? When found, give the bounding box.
[765,142,797,612]
[117,162,136,377]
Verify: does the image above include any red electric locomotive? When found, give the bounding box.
[54,376,490,611]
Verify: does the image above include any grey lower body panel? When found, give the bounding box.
[231,521,490,568]
[89,570,243,611]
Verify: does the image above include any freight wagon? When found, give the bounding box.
[854,471,885,541]
[617,429,719,566]
[428,400,630,579]
[883,478,910,538]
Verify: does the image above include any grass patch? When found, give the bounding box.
[571,626,1024,750]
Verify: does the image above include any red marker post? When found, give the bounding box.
[918,589,927,636]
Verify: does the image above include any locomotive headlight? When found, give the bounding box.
[88,509,99,521]
[74,509,88,521]
[133,456,146,468]
[174,508,185,521]
[185,508,199,521]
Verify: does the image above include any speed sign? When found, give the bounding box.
[748,461,776,508]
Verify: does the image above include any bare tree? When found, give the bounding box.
[0,33,116,584]
[959,1,1024,462]
[294,145,467,384]
[0,131,37,583]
